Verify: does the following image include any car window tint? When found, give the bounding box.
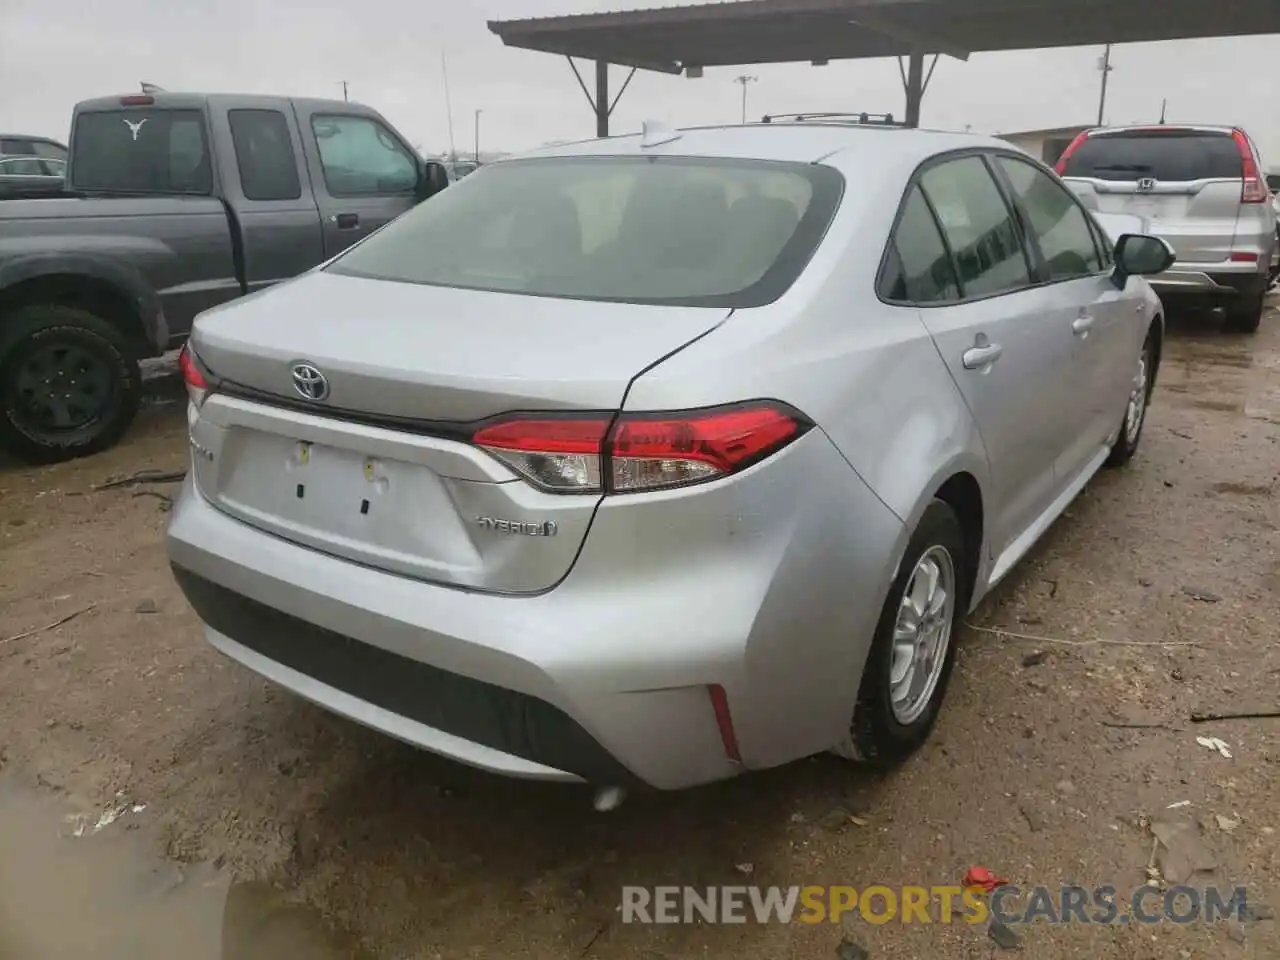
[310,115,418,197]
[327,157,841,307]
[997,156,1102,280]
[71,110,211,193]
[881,186,959,303]
[1088,217,1115,268]
[0,157,45,175]
[229,109,302,201]
[31,141,67,162]
[920,156,1030,298]
[0,138,34,156]
[1061,130,1242,181]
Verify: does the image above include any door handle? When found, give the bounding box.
[961,343,1003,370]
[1072,314,1095,336]
[331,213,360,229]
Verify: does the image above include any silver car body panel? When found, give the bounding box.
[169,123,1161,788]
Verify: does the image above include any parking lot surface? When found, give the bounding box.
[1,303,1278,959]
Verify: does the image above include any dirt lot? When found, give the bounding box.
[2,303,1279,959]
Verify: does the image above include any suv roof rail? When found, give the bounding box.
[759,111,903,127]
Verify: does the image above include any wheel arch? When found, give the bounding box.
[0,256,165,356]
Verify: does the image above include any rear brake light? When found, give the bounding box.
[1229,252,1259,263]
[1054,130,1091,176]
[1232,129,1267,203]
[471,402,810,495]
[178,343,209,407]
[120,95,154,106]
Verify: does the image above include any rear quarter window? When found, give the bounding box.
[1062,131,1242,182]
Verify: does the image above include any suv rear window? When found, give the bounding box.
[71,110,211,193]
[326,156,843,308]
[1061,130,1243,182]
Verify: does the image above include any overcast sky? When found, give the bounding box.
[2,0,1277,165]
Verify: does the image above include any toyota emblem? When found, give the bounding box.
[290,362,330,401]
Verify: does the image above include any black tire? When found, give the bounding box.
[0,304,141,464]
[1105,327,1156,469]
[836,499,968,767]
[1222,292,1264,334]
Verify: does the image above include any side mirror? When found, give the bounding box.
[416,160,451,201]
[1112,233,1175,288]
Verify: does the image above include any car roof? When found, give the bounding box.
[510,123,1014,168]
[1084,123,1240,136]
[0,134,66,146]
[73,93,354,114]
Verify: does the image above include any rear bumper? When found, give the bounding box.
[166,429,906,790]
[1148,261,1269,299]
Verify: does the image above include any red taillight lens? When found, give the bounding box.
[119,95,154,106]
[609,405,803,492]
[1054,130,1091,176]
[472,402,809,495]
[1232,129,1267,204]
[178,343,209,406]
[472,417,607,492]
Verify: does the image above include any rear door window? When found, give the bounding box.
[919,156,1032,299]
[229,109,301,201]
[71,110,212,193]
[879,186,960,303]
[0,138,34,156]
[1061,130,1242,182]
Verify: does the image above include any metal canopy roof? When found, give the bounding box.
[488,0,1280,136]
[488,0,1280,74]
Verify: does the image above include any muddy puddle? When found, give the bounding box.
[0,780,369,960]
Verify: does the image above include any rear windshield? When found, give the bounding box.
[1062,130,1243,182]
[71,109,211,193]
[326,156,843,307]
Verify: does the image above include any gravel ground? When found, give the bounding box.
[1,302,1278,959]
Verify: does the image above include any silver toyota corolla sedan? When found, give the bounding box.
[167,120,1174,798]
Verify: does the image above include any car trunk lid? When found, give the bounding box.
[187,270,729,593]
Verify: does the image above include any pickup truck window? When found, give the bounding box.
[72,110,212,194]
[229,109,301,201]
[310,115,417,197]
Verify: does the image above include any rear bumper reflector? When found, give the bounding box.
[707,684,743,764]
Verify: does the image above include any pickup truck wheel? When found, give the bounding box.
[0,305,141,464]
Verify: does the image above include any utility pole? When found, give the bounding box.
[734,75,757,124]
[1158,97,1167,124]
[340,80,348,102]
[474,109,483,164]
[1096,44,1113,126]
[441,52,457,162]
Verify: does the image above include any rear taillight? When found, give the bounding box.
[472,402,810,495]
[178,343,209,407]
[1232,129,1267,204]
[1054,130,1091,176]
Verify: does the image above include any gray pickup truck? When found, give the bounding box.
[0,92,449,463]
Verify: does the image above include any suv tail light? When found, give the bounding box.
[472,402,811,495]
[1054,130,1092,176]
[1232,129,1267,203]
[178,343,209,407]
